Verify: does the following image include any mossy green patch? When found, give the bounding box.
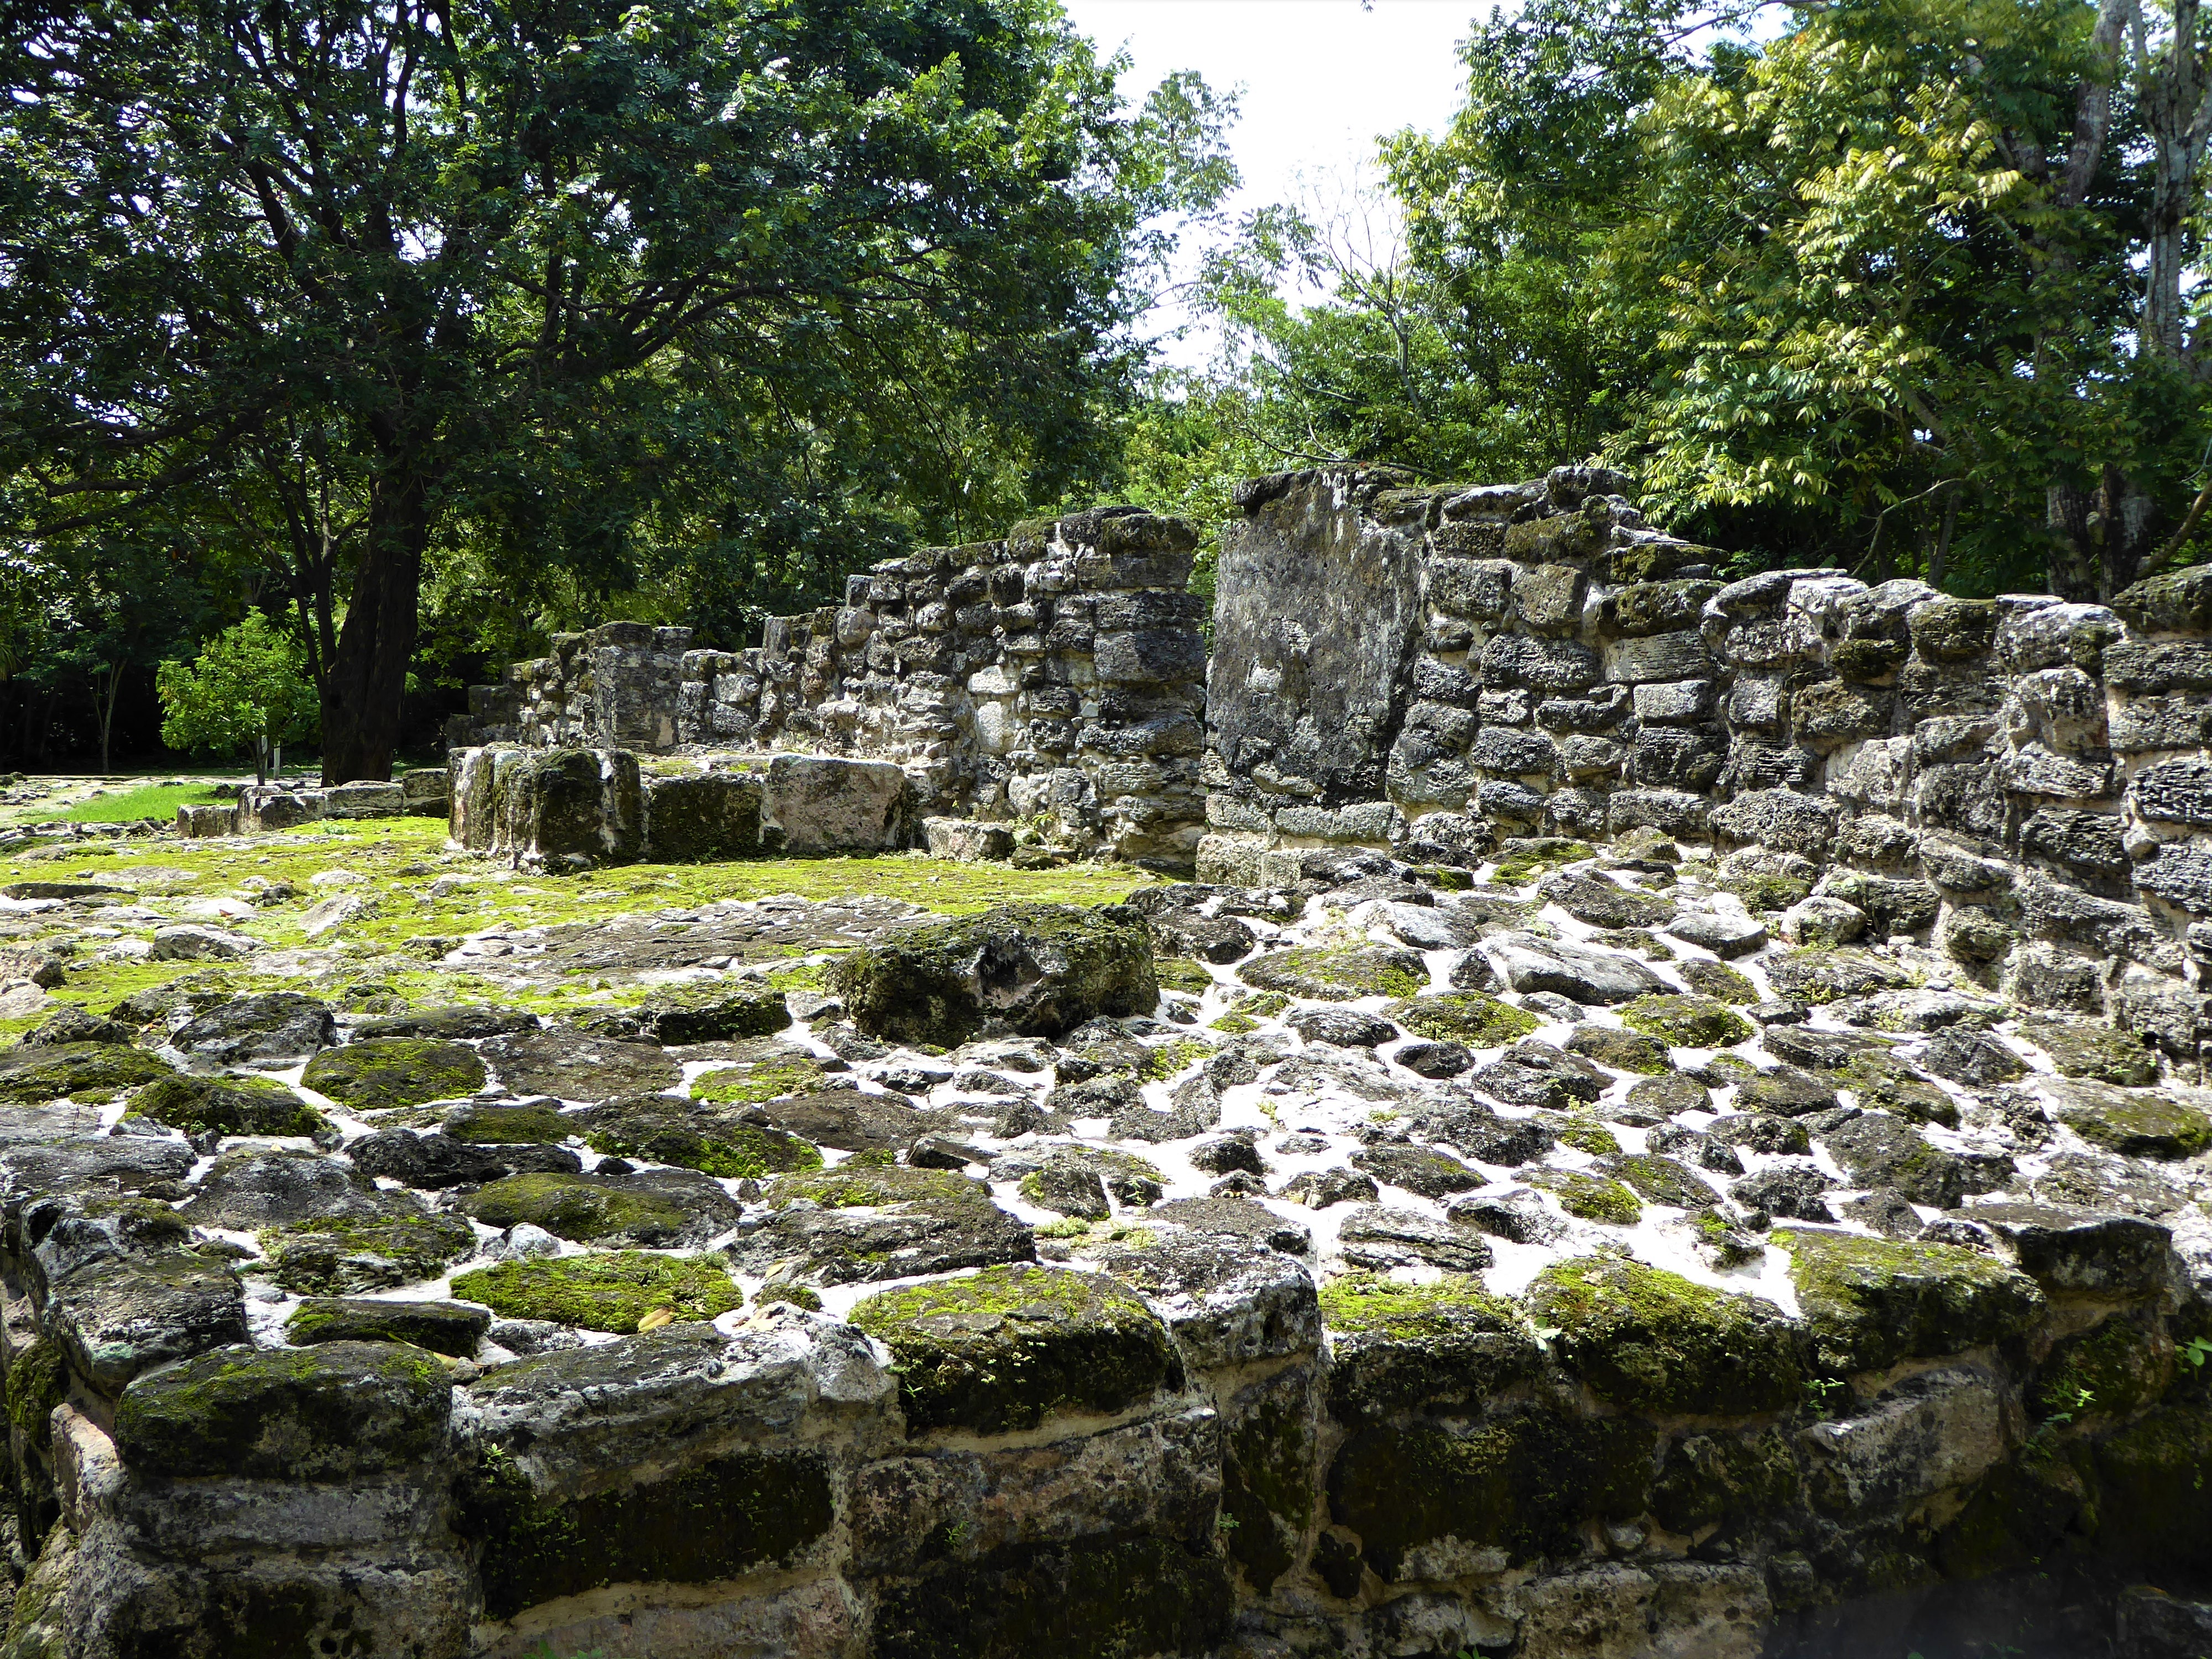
[1155,956,1212,994]
[581,1104,822,1180]
[126,1072,326,1138]
[301,1037,487,1111]
[1844,1052,1959,1127]
[766,1165,991,1210]
[257,1211,479,1295]
[1320,1272,1543,1422]
[452,1251,744,1333]
[7,1337,65,1439]
[2022,1019,2159,1087]
[1488,839,1594,888]
[1777,1227,2046,1375]
[1240,946,1425,1002]
[0,1040,171,1104]
[688,1054,830,1104]
[2031,1315,2172,1421]
[1621,994,1754,1048]
[1208,1011,1260,1034]
[1318,1271,1520,1340]
[1719,869,1813,912]
[2056,1083,2212,1159]
[1528,1256,1804,1415]
[1138,1038,1210,1081]
[460,1172,692,1244]
[1384,993,1540,1048]
[851,1264,1178,1434]
[1540,1113,1622,1156]
[1565,1025,1671,1075]
[1762,948,1916,1006]
[284,1297,489,1358]
[1677,959,1759,1004]
[440,1104,576,1145]
[1232,991,1291,1018]
[1522,1167,1642,1224]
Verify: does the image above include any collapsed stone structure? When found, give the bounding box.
[450,508,1208,865]
[10,465,2212,1658]
[1203,465,2212,1052]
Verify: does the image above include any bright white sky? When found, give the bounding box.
[1061,0,1485,365]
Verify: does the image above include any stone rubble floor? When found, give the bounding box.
[3,815,2209,1375]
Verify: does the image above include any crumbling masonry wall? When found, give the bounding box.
[452,509,1208,864]
[1202,465,2212,1052]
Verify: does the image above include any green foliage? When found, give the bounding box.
[155,614,319,779]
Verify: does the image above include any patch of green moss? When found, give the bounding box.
[0,1040,171,1104]
[1599,1152,1720,1211]
[440,1104,576,1145]
[755,1284,823,1312]
[768,1164,993,1210]
[461,1172,693,1243]
[1777,1227,2046,1375]
[451,1251,744,1333]
[301,1037,487,1111]
[1318,1271,1520,1340]
[1564,1025,1671,1075]
[7,1337,65,1439]
[1233,991,1291,1018]
[257,1211,479,1295]
[1488,839,1594,888]
[1720,870,1813,912]
[1208,1011,1260,1034]
[1240,946,1425,1002]
[850,1264,1177,1434]
[1527,1256,1804,1415]
[1385,993,1541,1048]
[1155,957,1213,994]
[1138,1038,1210,1081]
[764,958,833,993]
[2058,1086,2212,1159]
[1522,1167,1642,1224]
[1762,948,1916,1006]
[2031,1316,2172,1421]
[687,1053,828,1104]
[583,1111,822,1180]
[1845,1052,1959,1128]
[283,1297,488,1358]
[1677,959,1759,1004]
[2022,1019,2159,1087]
[126,1072,327,1138]
[1620,994,1754,1048]
[1540,1113,1622,1156]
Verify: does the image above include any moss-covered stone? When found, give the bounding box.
[438,1103,576,1144]
[2093,1404,2212,1577]
[1320,1272,1541,1420]
[462,1436,832,1623]
[582,980,791,1044]
[1778,1227,2046,1374]
[767,1164,993,1211]
[460,1171,701,1244]
[113,1340,450,1479]
[1677,959,1759,1004]
[1155,956,1213,994]
[1528,1256,1804,1415]
[2053,1079,2212,1159]
[1488,838,1593,887]
[1651,1427,1803,1533]
[283,1297,489,1358]
[831,902,1156,1046]
[1384,993,1540,1047]
[256,1211,479,1295]
[1596,1152,1721,1211]
[0,1040,170,1104]
[689,1052,830,1104]
[1565,1025,1671,1074]
[1540,1113,1621,1156]
[6,1337,65,1440]
[2022,1019,2159,1087]
[577,1097,822,1179]
[1521,1167,1642,1224]
[851,1264,1177,1434]
[1627,1071,1710,1115]
[2031,1314,2173,1421]
[450,1250,745,1332]
[126,1073,326,1138]
[1762,949,1916,1005]
[1241,946,1425,1002]
[1620,994,1754,1048]
[1844,1052,1959,1127]
[1328,1410,1654,1574]
[300,1037,487,1111]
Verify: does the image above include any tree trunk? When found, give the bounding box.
[320,466,431,784]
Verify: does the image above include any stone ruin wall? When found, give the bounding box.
[452,508,1209,865]
[1202,465,2212,1059]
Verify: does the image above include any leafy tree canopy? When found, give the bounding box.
[156,612,320,784]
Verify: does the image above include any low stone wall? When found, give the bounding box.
[175,773,448,839]
[446,747,916,868]
[1202,465,2212,1051]
[450,509,1209,866]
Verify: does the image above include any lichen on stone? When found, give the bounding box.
[256,1210,479,1295]
[688,1053,830,1104]
[1520,1167,1642,1224]
[1620,993,1754,1048]
[1777,1226,2045,1375]
[126,1072,327,1138]
[1240,946,1425,1002]
[300,1037,487,1111]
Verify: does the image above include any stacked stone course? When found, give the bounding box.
[451,510,1208,865]
[1202,465,2212,1052]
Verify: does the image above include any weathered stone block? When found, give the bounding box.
[763,754,915,855]
[644,771,763,861]
[1605,629,1711,684]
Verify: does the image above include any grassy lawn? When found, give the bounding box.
[25,782,229,826]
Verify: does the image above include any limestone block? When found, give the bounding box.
[762,755,916,855]
[1508,1562,1771,1659]
[1792,680,1892,748]
[645,771,764,862]
[399,768,450,816]
[1997,599,2124,671]
[1606,789,1710,837]
[176,803,239,838]
[1633,679,1714,723]
[2131,757,2212,826]
[487,748,645,867]
[923,817,1015,862]
[1514,563,1588,635]
[1829,737,1912,810]
[1483,632,1604,692]
[1630,727,1726,791]
[2111,695,2212,753]
[1710,789,1841,858]
[1604,629,1710,685]
[2104,640,2212,694]
[2003,743,2114,799]
[1428,557,1514,620]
